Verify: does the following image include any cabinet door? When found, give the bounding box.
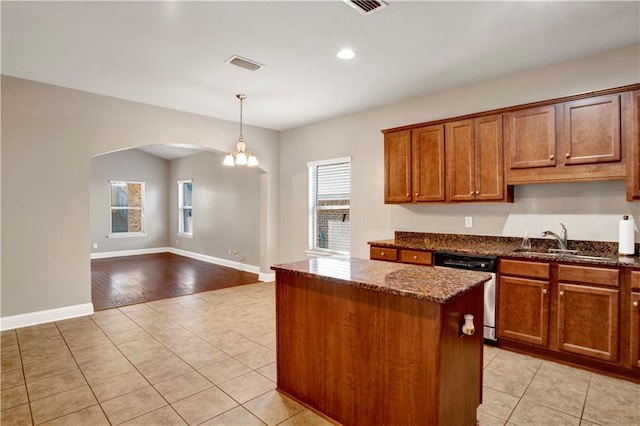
[631,292,640,368]
[557,283,619,362]
[475,115,505,201]
[562,94,621,166]
[498,276,549,346]
[626,91,640,200]
[446,120,475,201]
[384,131,412,203]
[505,105,556,169]
[412,125,445,202]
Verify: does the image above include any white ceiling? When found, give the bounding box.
[2,1,639,131]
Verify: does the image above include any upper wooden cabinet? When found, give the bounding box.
[505,105,556,170]
[384,130,411,203]
[562,94,621,166]
[412,125,445,202]
[626,90,640,201]
[505,94,626,184]
[384,126,445,204]
[447,115,509,202]
[385,119,510,204]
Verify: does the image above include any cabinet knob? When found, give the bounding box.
[550,155,555,161]
[542,288,548,295]
[413,255,418,260]
[470,191,474,196]
[380,252,385,256]
[559,290,565,297]
[415,192,419,197]
[565,153,571,159]
[406,193,410,197]
[634,301,639,308]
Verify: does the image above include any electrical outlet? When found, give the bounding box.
[92,243,98,249]
[465,217,473,228]
[228,249,232,255]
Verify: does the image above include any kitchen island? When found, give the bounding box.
[271,257,491,426]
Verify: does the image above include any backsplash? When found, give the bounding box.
[394,231,631,257]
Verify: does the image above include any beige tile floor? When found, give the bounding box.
[1,281,639,425]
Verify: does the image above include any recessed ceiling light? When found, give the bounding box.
[337,48,356,60]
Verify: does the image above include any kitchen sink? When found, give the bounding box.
[511,249,612,261]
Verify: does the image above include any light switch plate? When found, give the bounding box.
[465,217,473,228]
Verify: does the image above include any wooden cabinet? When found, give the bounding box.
[384,126,445,203]
[626,90,640,200]
[505,105,556,170]
[446,115,508,202]
[631,292,640,368]
[562,94,621,166]
[384,130,411,203]
[498,259,550,346]
[370,246,398,262]
[385,119,509,204]
[369,245,432,266]
[412,125,445,202]
[506,94,626,184]
[556,265,619,362]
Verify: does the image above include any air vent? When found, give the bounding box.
[225,55,264,72]
[343,0,387,15]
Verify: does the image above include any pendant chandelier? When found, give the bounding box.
[223,94,258,167]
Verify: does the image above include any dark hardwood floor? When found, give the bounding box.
[91,253,260,311]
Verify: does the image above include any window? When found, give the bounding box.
[308,157,351,254]
[109,181,145,237]
[178,180,193,237]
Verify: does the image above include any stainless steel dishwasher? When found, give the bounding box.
[434,251,498,343]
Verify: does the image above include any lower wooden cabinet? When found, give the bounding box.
[498,259,628,371]
[557,283,619,362]
[498,260,550,347]
[631,292,640,368]
[369,245,432,266]
[498,276,549,346]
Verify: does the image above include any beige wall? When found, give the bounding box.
[91,149,170,253]
[1,76,280,317]
[279,44,640,262]
[169,151,262,265]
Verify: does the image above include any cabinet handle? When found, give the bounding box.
[542,288,548,295]
[550,155,555,161]
[634,301,639,308]
[565,153,571,159]
[559,290,565,297]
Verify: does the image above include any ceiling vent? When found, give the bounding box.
[342,0,387,15]
[225,55,264,72]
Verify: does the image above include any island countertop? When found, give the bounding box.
[271,256,490,304]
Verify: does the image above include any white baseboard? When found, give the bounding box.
[90,247,169,259]
[1,303,94,331]
[259,272,275,282]
[167,247,262,276]
[91,246,269,281]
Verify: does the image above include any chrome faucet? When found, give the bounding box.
[541,223,569,251]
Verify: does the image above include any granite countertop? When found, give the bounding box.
[368,232,640,268]
[271,256,490,304]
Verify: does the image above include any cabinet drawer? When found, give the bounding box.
[500,259,550,279]
[370,247,398,261]
[558,265,619,288]
[400,250,432,265]
[631,270,640,291]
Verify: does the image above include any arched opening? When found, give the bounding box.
[89,143,267,309]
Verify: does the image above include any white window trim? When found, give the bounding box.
[307,156,351,256]
[178,179,193,237]
[108,180,146,237]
